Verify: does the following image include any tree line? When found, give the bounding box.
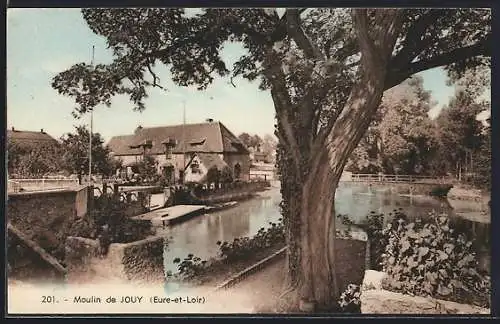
[7,125,121,180]
[345,68,490,190]
[237,132,278,163]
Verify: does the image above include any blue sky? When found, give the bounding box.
[7,8,457,142]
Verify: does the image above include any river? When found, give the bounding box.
[160,184,490,275]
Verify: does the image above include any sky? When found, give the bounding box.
[7,8,460,143]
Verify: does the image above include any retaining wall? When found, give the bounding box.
[65,235,166,283]
[340,182,453,196]
[360,270,490,314]
[7,187,91,261]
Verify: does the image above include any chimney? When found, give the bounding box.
[135,125,143,135]
[40,128,44,133]
[206,118,214,123]
[11,127,14,131]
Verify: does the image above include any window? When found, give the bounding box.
[165,147,172,160]
[191,160,201,174]
[234,163,241,179]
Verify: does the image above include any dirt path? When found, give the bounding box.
[210,258,285,313]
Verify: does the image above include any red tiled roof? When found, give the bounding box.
[107,121,249,156]
[7,129,59,148]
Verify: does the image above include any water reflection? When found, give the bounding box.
[160,189,282,273]
[161,184,490,275]
[336,183,491,271]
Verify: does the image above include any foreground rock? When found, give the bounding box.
[360,270,490,315]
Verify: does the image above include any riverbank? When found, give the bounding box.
[447,185,490,224]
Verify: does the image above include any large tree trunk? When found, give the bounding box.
[274,9,403,312]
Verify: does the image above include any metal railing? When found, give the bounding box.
[7,178,80,193]
[348,174,449,184]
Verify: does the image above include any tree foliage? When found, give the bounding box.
[7,139,63,177]
[59,125,118,177]
[134,154,158,181]
[346,76,442,175]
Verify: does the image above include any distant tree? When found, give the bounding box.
[346,76,441,175]
[261,134,278,163]
[136,154,158,182]
[7,138,62,178]
[473,122,491,190]
[206,166,220,187]
[220,166,233,184]
[7,139,26,176]
[60,125,117,182]
[249,134,263,150]
[435,90,488,180]
[238,132,252,148]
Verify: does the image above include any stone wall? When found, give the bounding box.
[121,236,166,281]
[65,235,166,283]
[7,188,90,261]
[340,182,453,197]
[360,270,490,314]
[223,153,251,181]
[65,236,100,275]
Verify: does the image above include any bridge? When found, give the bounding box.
[339,173,454,197]
[342,173,451,184]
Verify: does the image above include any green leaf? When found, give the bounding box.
[437,285,452,296]
[438,269,448,278]
[401,239,411,253]
[418,247,429,257]
[437,250,449,261]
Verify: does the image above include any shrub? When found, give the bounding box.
[430,185,453,197]
[381,211,490,307]
[338,284,361,313]
[172,254,208,280]
[217,218,285,262]
[171,218,286,281]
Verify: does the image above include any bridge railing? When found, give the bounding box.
[7,178,80,193]
[349,174,448,184]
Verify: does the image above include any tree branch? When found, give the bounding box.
[146,62,166,90]
[352,9,382,67]
[263,47,304,170]
[385,35,491,90]
[285,9,324,60]
[391,9,442,67]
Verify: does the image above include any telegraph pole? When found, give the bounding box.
[182,100,186,183]
[88,45,95,184]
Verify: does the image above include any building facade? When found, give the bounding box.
[107,120,251,183]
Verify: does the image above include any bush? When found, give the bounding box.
[217,218,285,262]
[172,254,208,280]
[338,284,361,313]
[381,211,490,307]
[171,218,286,281]
[429,184,453,197]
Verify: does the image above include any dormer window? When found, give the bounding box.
[190,138,206,146]
[162,138,177,160]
